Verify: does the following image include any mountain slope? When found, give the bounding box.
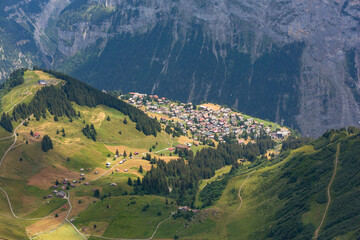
[151,129,360,239]
[0,70,359,239]
[1,0,360,136]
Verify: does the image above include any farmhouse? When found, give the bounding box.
[38,80,48,85]
[33,132,41,139]
[176,144,190,150]
[56,191,66,198]
[178,206,191,211]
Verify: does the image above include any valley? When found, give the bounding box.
[1,0,359,136]
[0,69,359,240]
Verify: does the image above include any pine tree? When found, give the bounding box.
[107,116,111,121]
[123,150,127,158]
[41,135,53,152]
[123,118,128,124]
[139,165,143,173]
[137,177,141,186]
[116,149,119,156]
[127,177,132,186]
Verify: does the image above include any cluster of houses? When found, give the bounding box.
[123,92,291,143]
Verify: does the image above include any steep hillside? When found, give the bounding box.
[0,70,359,239]
[151,128,360,239]
[1,0,359,136]
[0,70,190,239]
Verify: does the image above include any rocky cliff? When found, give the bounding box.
[0,0,359,136]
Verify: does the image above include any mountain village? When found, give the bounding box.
[121,92,291,144]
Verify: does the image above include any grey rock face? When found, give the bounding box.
[1,0,360,136]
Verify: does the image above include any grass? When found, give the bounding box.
[25,197,67,219]
[32,222,84,240]
[156,145,318,239]
[1,71,64,113]
[195,165,232,208]
[74,195,177,238]
[0,193,28,239]
[0,127,12,139]
[0,71,189,239]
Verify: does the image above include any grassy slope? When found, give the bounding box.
[156,132,360,239]
[75,195,177,239]
[32,222,84,240]
[1,70,64,113]
[154,145,316,239]
[2,71,358,240]
[0,70,185,239]
[195,165,232,208]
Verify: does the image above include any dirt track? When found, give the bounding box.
[313,143,340,239]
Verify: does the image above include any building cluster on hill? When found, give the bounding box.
[122,92,290,143]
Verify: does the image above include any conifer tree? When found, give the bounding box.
[41,135,53,152]
[127,177,132,186]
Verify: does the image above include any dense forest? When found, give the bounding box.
[0,113,13,132]
[33,67,161,136]
[12,85,77,121]
[0,68,27,90]
[141,138,275,206]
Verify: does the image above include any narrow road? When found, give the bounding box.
[0,187,52,221]
[65,192,87,240]
[0,120,54,221]
[0,135,14,141]
[235,171,254,214]
[5,88,34,114]
[313,143,340,239]
[86,211,176,240]
[0,121,24,168]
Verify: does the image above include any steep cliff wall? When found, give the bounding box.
[1,0,359,136]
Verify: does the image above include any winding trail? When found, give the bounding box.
[65,192,87,240]
[5,87,34,114]
[313,143,340,239]
[85,211,176,240]
[0,98,178,239]
[0,121,24,168]
[235,171,254,214]
[0,120,54,221]
[29,192,84,240]
[0,135,14,141]
[0,187,52,221]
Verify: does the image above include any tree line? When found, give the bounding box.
[0,68,27,90]
[0,113,13,132]
[12,85,77,121]
[33,67,161,136]
[141,138,276,206]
